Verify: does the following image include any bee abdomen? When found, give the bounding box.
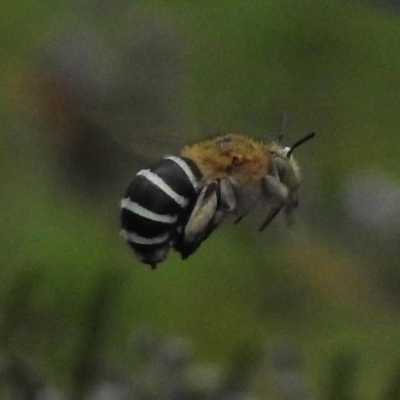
[120,156,203,268]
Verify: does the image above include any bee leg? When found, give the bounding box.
[234,212,251,224]
[198,178,236,233]
[258,176,290,231]
[234,215,244,224]
[209,177,246,224]
[219,178,237,212]
[259,205,283,232]
[176,182,220,259]
[283,193,298,225]
[262,175,289,204]
[284,210,295,226]
[176,179,238,259]
[219,178,253,225]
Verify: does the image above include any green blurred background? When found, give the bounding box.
[2,0,400,399]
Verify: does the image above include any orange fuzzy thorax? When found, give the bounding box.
[181,133,274,185]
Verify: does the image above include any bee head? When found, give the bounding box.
[259,131,315,231]
[272,132,315,203]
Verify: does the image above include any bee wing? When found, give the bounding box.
[176,182,222,259]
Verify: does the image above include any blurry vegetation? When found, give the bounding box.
[2,0,400,399]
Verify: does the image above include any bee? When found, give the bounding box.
[120,130,315,269]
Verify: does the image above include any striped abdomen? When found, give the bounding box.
[120,156,202,269]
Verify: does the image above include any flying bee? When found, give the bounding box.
[120,130,315,269]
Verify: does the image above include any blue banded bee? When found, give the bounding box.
[120,131,315,269]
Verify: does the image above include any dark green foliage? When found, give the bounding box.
[71,269,126,399]
[0,330,398,400]
[0,269,43,347]
[325,353,358,400]
[384,359,400,400]
[2,1,400,399]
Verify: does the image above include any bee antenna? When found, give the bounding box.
[287,132,316,158]
[277,111,287,142]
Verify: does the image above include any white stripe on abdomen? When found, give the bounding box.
[120,198,177,223]
[137,169,188,207]
[164,156,200,191]
[120,229,169,245]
